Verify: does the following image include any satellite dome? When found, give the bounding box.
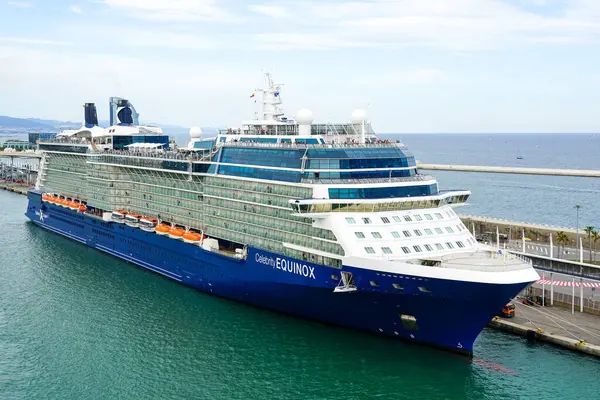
[189,126,202,138]
[296,108,314,125]
[350,109,367,124]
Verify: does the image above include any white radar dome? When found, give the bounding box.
[296,108,314,125]
[350,109,367,124]
[189,126,202,138]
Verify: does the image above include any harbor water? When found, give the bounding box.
[2,189,600,399]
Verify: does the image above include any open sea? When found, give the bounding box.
[2,133,600,399]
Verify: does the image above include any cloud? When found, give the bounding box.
[102,0,231,21]
[7,1,33,7]
[0,37,71,46]
[248,4,290,19]
[69,5,83,14]
[245,0,600,51]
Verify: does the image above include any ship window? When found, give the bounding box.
[418,286,431,293]
[370,280,379,287]
[402,230,412,237]
[381,217,390,224]
[399,314,419,331]
[362,217,372,224]
[435,213,443,220]
[446,227,454,233]
[364,247,376,254]
[413,245,422,253]
[371,232,382,239]
[345,217,356,224]
[424,228,433,235]
[401,246,411,254]
[382,247,393,254]
[414,229,423,237]
[414,215,423,221]
[446,242,455,249]
[392,216,402,222]
[331,274,339,280]
[404,215,412,222]
[424,244,433,251]
[435,243,444,250]
[424,214,433,220]
[354,232,366,239]
[391,231,401,239]
[456,224,462,231]
[457,241,465,248]
[435,227,443,234]
[393,283,404,291]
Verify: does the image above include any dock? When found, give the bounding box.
[0,182,31,195]
[489,301,600,358]
[417,162,600,178]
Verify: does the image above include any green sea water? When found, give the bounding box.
[1,190,599,400]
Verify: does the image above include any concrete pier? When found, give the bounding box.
[0,182,30,195]
[417,162,600,178]
[488,302,600,358]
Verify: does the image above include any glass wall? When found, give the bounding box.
[328,184,438,199]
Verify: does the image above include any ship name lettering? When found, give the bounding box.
[255,253,315,279]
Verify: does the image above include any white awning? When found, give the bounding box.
[125,142,164,149]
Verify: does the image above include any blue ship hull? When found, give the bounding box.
[25,190,530,356]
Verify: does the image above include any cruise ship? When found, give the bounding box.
[25,75,539,356]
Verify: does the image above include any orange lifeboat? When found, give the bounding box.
[183,231,204,244]
[155,223,170,236]
[68,200,80,211]
[168,226,185,240]
[78,204,87,213]
[59,198,69,207]
[42,193,50,202]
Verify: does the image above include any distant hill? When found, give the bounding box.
[0,116,80,131]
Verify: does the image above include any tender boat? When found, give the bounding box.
[125,213,143,227]
[139,217,158,232]
[112,210,127,223]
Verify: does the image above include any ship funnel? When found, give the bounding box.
[109,97,140,126]
[84,103,98,128]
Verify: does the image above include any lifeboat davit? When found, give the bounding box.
[139,217,158,232]
[125,213,142,227]
[183,231,204,244]
[112,210,127,223]
[168,226,185,240]
[155,223,170,236]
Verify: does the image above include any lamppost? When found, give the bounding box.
[575,204,581,249]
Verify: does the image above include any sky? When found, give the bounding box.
[0,0,599,133]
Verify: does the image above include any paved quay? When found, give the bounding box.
[0,181,30,195]
[417,162,600,177]
[489,301,600,357]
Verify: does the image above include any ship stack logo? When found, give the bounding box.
[255,253,316,279]
[35,210,48,222]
